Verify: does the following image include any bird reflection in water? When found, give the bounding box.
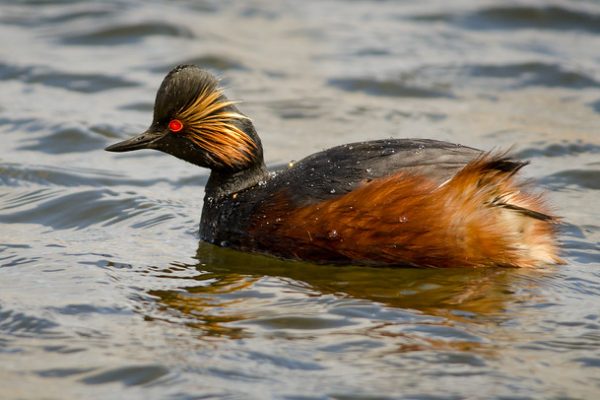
[146,241,549,350]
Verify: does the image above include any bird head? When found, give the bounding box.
[106,65,262,171]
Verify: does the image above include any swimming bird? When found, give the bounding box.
[106,65,562,268]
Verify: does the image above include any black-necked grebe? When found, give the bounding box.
[106,65,562,268]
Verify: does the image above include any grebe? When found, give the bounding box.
[106,65,562,268]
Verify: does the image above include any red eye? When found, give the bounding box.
[168,119,184,133]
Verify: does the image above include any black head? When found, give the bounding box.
[106,65,263,171]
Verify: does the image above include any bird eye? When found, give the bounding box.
[168,119,184,133]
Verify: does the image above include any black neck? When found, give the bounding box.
[204,161,269,199]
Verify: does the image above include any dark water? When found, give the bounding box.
[1,0,599,398]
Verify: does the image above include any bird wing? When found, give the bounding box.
[269,139,485,206]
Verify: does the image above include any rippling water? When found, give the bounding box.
[1,0,599,398]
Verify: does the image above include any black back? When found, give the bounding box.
[268,138,482,206]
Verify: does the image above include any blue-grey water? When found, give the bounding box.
[1,1,599,399]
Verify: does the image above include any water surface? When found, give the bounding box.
[1,0,599,399]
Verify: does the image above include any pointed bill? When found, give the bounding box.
[105,129,163,152]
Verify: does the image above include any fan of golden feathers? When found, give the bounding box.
[176,86,257,167]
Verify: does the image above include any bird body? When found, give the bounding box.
[106,65,562,268]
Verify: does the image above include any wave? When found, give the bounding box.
[411,5,600,34]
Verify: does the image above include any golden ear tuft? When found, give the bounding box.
[177,87,257,167]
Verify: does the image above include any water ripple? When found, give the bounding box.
[18,126,107,154]
[0,63,139,93]
[36,367,97,378]
[0,307,61,338]
[0,3,116,26]
[62,22,194,45]
[80,365,170,386]
[0,161,205,188]
[47,304,132,316]
[412,5,600,34]
[328,61,599,99]
[265,98,326,120]
[244,350,325,371]
[542,169,600,190]
[0,188,182,230]
[515,141,600,159]
[468,6,600,33]
[464,62,600,89]
[329,77,454,98]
